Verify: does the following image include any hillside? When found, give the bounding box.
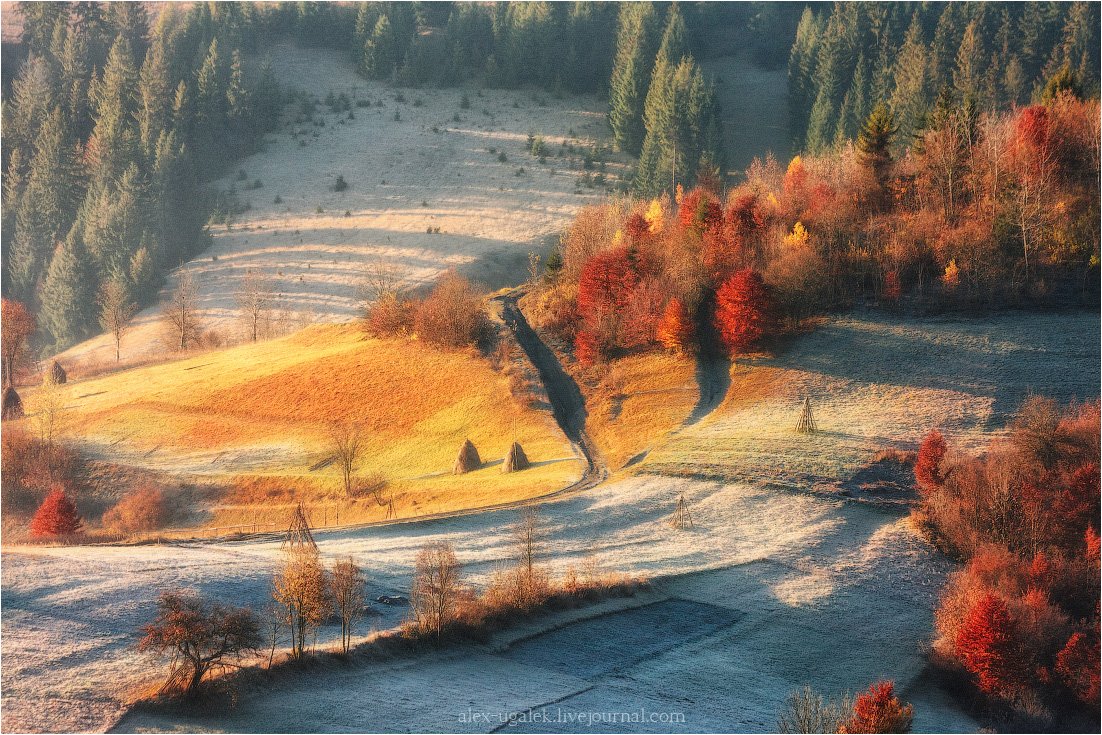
[22,324,579,531]
[55,41,619,370]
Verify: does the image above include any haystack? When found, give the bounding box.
[795,395,817,434]
[502,441,530,473]
[281,502,317,551]
[48,361,67,384]
[453,438,481,474]
[2,387,23,420]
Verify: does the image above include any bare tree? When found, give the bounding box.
[272,547,330,659]
[236,270,276,342]
[162,271,201,351]
[261,597,282,669]
[409,541,462,639]
[358,257,404,308]
[511,507,549,606]
[329,421,363,498]
[331,556,367,653]
[98,277,137,362]
[776,685,854,734]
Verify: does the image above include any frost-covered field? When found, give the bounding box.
[4,311,1097,733]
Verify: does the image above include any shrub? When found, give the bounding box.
[777,686,852,734]
[914,430,948,492]
[30,485,83,538]
[838,681,914,734]
[103,486,169,534]
[364,293,415,337]
[332,175,349,192]
[413,272,488,349]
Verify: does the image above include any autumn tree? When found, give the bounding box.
[1056,629,1101,706]
[656,297,694,354]
[413,271,487,349]
[331,556,366,654]
[954,592,1022,696]
[162,271,201,351]
[915,430,948,492]
[138,590,262,695]
[102,485,168,534]
[714,268,772,355]
[98,276,137,362]
[273,547,331,659]
[30,485,83,537]
[1,299,35,388]
[839,681,914,734]
[409,541,462,639]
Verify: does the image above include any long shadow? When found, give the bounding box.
[495,289,605,485]
[685,292,732,426]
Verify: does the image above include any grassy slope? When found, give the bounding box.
[26,325,579,528]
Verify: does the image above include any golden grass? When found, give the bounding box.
[31,324,579,526]
[582,352,698,472]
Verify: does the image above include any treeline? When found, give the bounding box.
[608,4,724,197]
[526,87,1099,367]
[2,2,281,352]
[915,399,1100,727]
[789,2,1101,154]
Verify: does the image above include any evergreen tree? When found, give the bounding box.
[954,20,987,107]
[363,15,399,80]
[608,3,660,155]
[891,14,929,146]
[856,103,897,210]
[137,38,173,160]
[40,229,95,348]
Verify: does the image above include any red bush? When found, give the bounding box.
[954,592,1023,696]
[30,486,83,538]
[574,329,602,367]
[839,681,914,734]
[624,213,650,243]
[914,430,947,492]
[1055,630,1101,706]
[714,268,772,355]
[883,270,901,302]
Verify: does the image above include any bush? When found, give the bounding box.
[103,486,169,534]
[30,485,83,538]
[332,175,349,192]
[413,272,489,349]
[839,681,914,734]
[364,293,415,338]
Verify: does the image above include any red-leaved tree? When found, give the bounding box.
[714,268,772,355]
[30,485,83,537]
[954,592,1023,696]
[915,430,948,492]
[678,188,722,236]
[1055,629,1101,706]
[574,329,602,367]
[839,681,914,734]
[577,247,642,317]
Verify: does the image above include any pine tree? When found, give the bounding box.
[40,229,95,349]
[363,15,399,80]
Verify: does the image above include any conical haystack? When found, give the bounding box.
[282,502,317,551]
[2,387,23,420]
[453,438,481,474]
[502,441,530,473]
[48,361,67,385]
[795,395,817,434]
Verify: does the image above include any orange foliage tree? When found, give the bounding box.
[1,299,35,388]
[656,298,694,355]
[1056,629,1101,706]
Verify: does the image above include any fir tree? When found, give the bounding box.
[856,103,898,211]
[608,3,661,155]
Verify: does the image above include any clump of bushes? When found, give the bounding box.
[363,271,488,351]
[915,398,1100,727]
[103,485,170,534]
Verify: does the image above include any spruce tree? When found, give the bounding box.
[40,229,95,348]
[137,38,172,160]
[890,14,929,146]
[856,103,898,211]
